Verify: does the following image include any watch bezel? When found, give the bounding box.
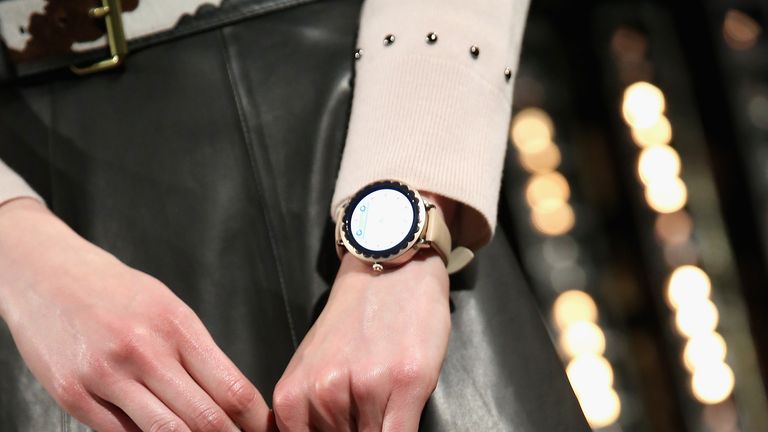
[341,180,426,262]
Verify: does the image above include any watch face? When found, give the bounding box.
[343,181,422,259]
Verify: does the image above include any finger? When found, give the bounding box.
[273,379,311,432]
[381,392,428,432]
[63,390,140,432]
[350,374,388,432]
[143,360,241,432]
[308,371,354,432]
[95,379,190,432]
[175,314,272,431]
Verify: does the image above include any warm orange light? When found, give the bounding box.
[723,9,761,50]
[684,332,727,372]
[531,200,575,236]
[655,211,693,245]
[576,387,621,428]
[691,362,735,404]
[622,82,666,129]
[552,290,598,330]
[525,172,570,208]
[518,144,562,174]
[567,354,615,390]
[560,321,606,357]
[667,265,712,309]
[511,108,555,154]
[675,298,720,338]
[637,145,681,186]
[644,177,688,214]
[631,115,673,147]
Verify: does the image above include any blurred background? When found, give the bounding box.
[503,0,768,430]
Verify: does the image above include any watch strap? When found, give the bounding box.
[425,205,452,264]
[425,205,474,274]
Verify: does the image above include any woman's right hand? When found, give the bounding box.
[0,198,273,432]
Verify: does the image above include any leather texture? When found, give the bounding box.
[0,0,589,430]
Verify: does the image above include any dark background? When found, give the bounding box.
[505,0,768,430]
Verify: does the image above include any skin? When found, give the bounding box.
[272,192,456,432]
[0,191,456,432]
[0,198,273,432]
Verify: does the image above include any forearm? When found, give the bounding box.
[331,0,531,250]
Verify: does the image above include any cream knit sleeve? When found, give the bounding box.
[0,158,43,207]
[331,0,530,250]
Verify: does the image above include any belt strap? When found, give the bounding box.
[0,0,316,77]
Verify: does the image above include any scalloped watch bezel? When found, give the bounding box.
[335,180,430,271]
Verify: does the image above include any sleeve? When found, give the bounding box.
[330,0,531,250]
[0,158,44,207]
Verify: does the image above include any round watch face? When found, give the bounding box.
[343,181,422,259]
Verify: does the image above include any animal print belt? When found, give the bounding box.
[0,0,314,76]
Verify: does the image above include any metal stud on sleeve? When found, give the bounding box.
[470,45,480,58]
[426,32,438,44]
[354,49,363,60]
[384,34,395,45]
[504,67,513,81]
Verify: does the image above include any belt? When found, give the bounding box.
[0,0,316,77]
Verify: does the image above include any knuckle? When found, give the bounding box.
[273,381,302,417]
[52,376,88,413]
[391,361,437,393]
[108,327,150,361]
[350,373,380,403]
[161,304,197,332]
[81,355,114,383]
[192,406,228,432]
[222,378,257,414]
[311,371,348,409]
[148,415,184,432]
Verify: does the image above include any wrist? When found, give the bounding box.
[0,199,110,321]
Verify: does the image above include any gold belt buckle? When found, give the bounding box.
[70,0,128,75]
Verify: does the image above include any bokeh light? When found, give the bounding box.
[723,9,762,51]
[667,265,712,309]
[644,176,688,213]
[518,144,562,174]
[576,387,621,429]
[691,362,735,404]
[531,200,576,236]
[552,290,598,330]
[567,354,615,390]
[622,82,666,129]
[655,211,693,245]
[663,242,700,268]
[683,332,727,372]
[525,172,570,207]
[631,115,673,147]
[560,321,607,357]
[637,145,681,185]
[675,298,720,338]
[511,108,555,154]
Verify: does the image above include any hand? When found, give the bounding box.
[272,251,451,431]
[0,198,273,432]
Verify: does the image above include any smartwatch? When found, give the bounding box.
[335,180,474,274]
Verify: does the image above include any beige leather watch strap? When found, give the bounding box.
[425,206,452,263]
[425,206,475,274]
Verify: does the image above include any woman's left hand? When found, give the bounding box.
[273,251,451,432]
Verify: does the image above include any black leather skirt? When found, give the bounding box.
[0,0,588,430]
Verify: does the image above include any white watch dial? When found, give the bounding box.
[349,188,415,252]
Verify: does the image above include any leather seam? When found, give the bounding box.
[218,28,298,348]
